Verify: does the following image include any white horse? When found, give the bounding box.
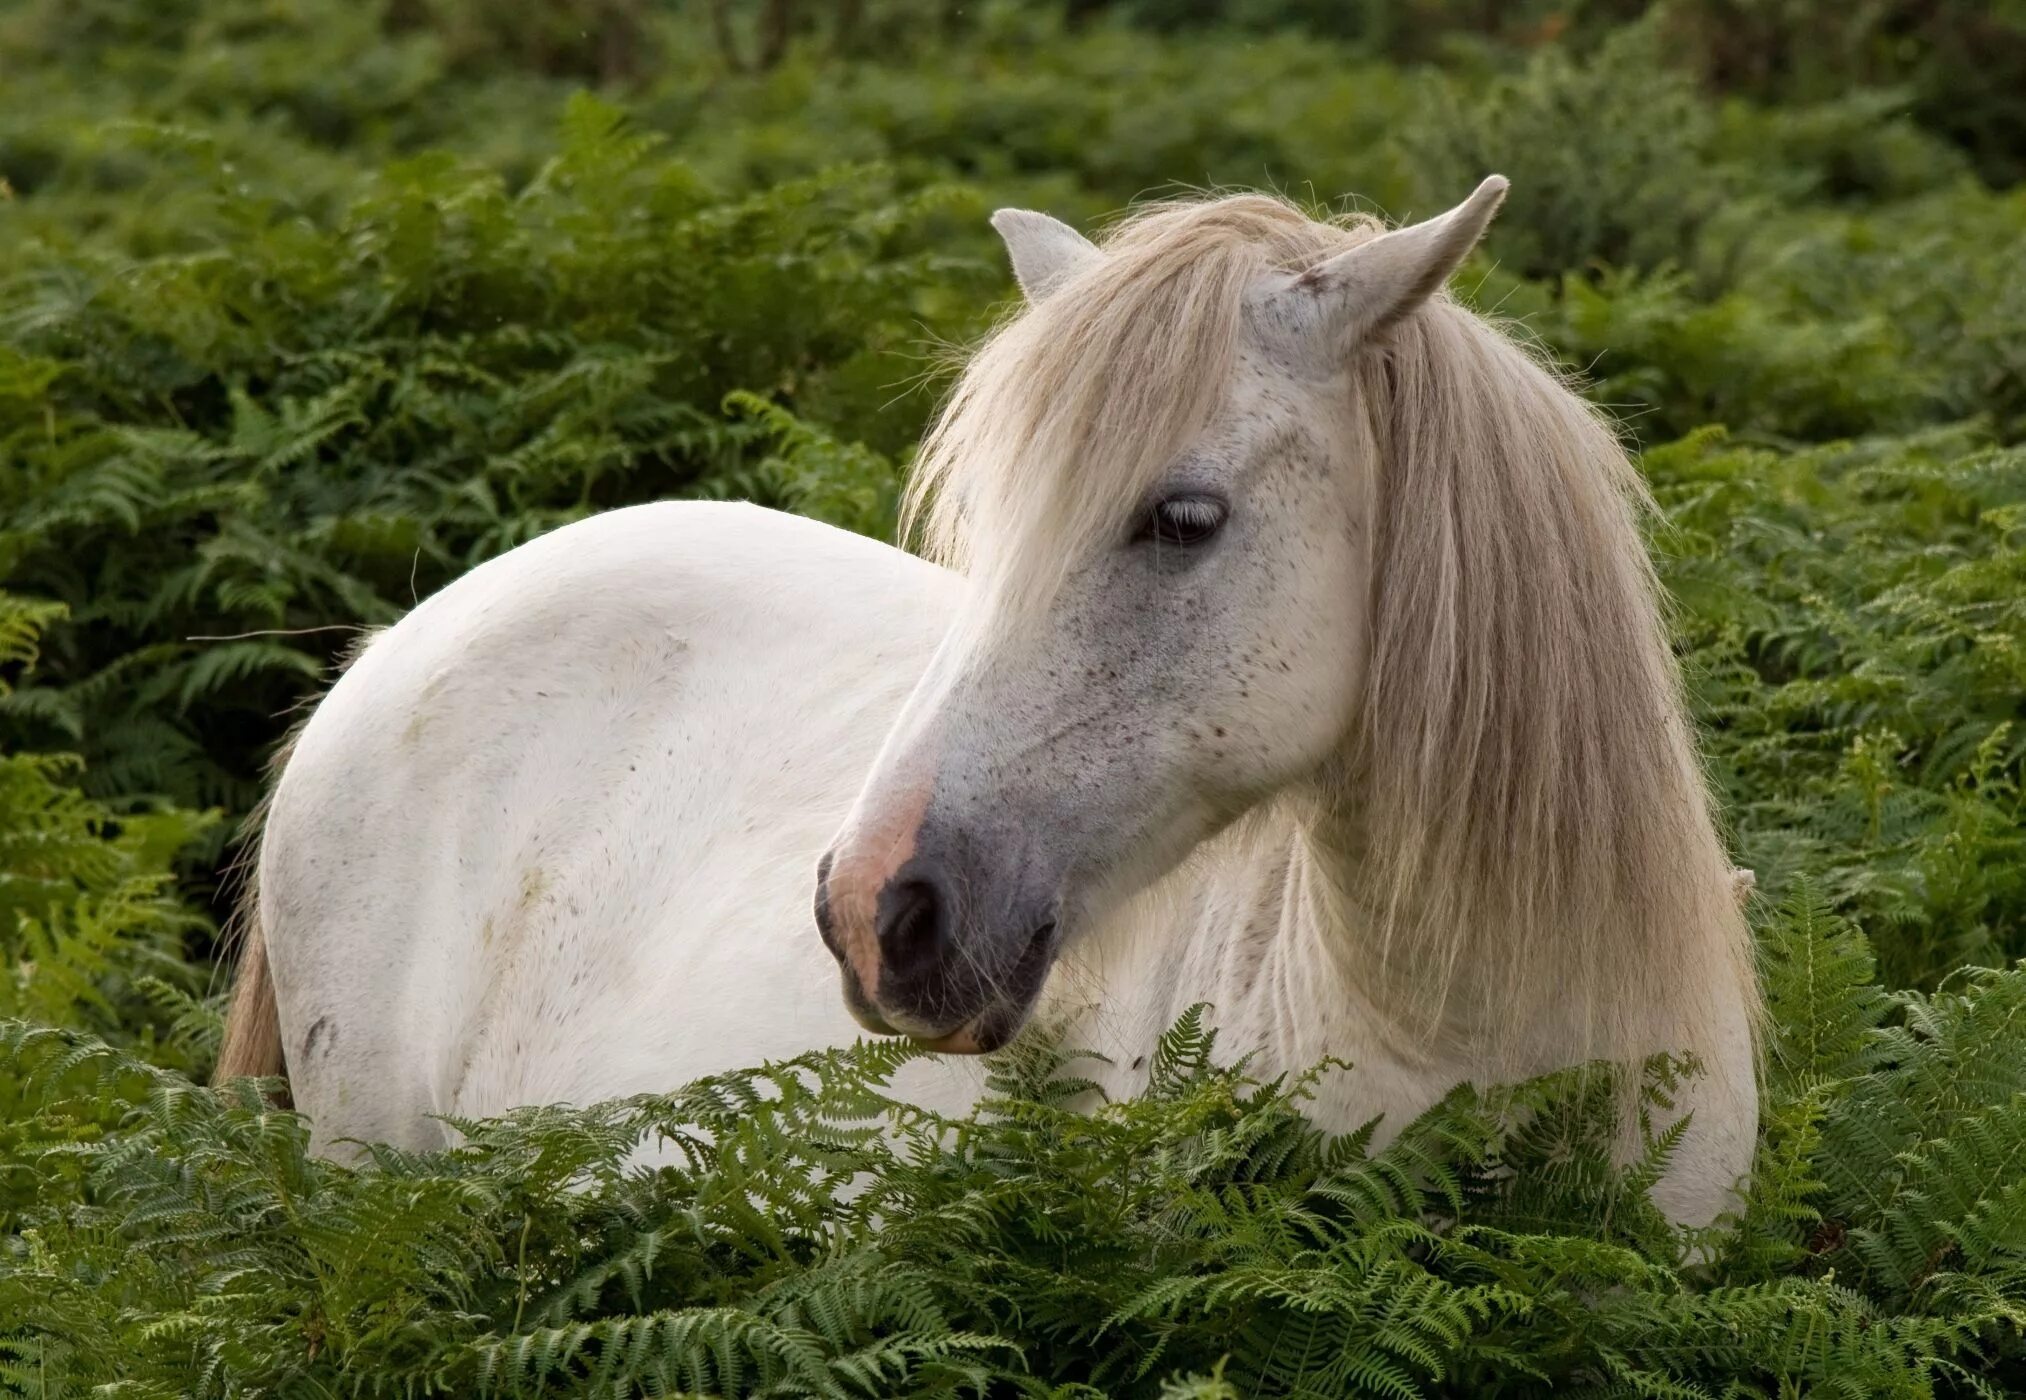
[218,178,1761,1226]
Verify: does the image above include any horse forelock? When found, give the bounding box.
[904,193,1384,617]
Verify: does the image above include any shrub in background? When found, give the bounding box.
[0,97,975,824]
[0,598,216,1108]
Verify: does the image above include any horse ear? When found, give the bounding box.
[1255,175,1508,365]
[991,208,1102,302]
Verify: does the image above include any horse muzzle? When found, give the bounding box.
[813,844,1059,1054]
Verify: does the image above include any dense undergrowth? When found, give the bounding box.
[4,899,2025,1396]
[2,0,2023,1394]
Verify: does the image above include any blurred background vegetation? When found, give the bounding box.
[1,3,2024,1391]
[5,0,2023,1025]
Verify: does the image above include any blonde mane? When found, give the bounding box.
[906,193,1758,1074]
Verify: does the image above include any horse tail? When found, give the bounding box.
[214,722,295,1094]
[215,923,285,1087]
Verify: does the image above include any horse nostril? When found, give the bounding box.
[1020,920,1057,973]
[876,877,946,982]
[813,851,841,958]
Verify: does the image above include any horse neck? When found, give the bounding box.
[1071,798,1443,1082]
[1284,797,1536,1062]
[1118,789,1700,1085]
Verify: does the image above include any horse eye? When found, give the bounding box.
[1143,494,1227,547]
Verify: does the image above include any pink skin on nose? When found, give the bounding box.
[826,780,934,1005]
[920,1020,990,1053]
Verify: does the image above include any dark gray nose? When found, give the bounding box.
[875,867,958,991]
[815,826,1063,1049]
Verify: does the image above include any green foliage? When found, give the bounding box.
[1649,428,2026,986]
[0,598,217,1193]
[8,0,2023,837]
[0,599,216,1062]
[2,898,2023,1395]
[1401,22,1750,282]
[0,94,982,815]
[1082,0,2026,187]
[1488,186,2026,444]
[2,2,2024,1395]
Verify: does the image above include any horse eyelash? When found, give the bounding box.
[1160,498,1224,529]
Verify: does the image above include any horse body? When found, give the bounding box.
[259,503,977,1145]
[229,179,1761,1226]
